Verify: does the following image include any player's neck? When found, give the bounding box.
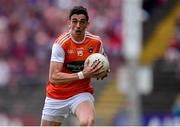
[74,35,84,41]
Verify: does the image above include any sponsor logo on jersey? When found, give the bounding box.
[65,61,84,72]
[67,49,74,54]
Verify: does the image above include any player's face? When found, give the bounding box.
[69,14,89,37]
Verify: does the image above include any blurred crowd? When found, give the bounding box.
[164,12,180,119]
[0,0,123,89]
[164,12,180,82]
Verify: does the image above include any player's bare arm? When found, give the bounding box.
[49,60,103,85]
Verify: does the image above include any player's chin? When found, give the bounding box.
[75,32,81,35]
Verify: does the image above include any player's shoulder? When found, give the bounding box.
[86,31,102,42]
[54,32,70,46]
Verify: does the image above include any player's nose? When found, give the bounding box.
[76,22,80,28]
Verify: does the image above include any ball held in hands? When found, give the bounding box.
[84,53,110,79]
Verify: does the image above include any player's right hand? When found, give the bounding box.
[83,59,103,78]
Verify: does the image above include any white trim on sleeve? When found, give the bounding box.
[99,44,105,54]
[99,38,105,54]
[50,43,65,63]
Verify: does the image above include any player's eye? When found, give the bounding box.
[72,20,78,24]
[79,21,86,25]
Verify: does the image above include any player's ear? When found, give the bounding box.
[86,22,90,28]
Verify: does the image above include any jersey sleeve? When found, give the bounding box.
[50,43,65,63]
[98,38,105,54]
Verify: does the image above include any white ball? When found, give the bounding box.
[85,53,110,78]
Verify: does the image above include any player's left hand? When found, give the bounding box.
[96,69,110,80]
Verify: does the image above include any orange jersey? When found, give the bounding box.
[46,31,104,99]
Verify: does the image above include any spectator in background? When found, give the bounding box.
[0,58,10,87]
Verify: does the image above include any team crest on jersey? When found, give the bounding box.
[88,47,93,53]
[77,48,83,56]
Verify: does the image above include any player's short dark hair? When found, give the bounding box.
[69,6,89,21]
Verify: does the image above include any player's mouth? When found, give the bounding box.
[75,30,81,34]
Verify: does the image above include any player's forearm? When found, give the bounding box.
[49,72,80,85]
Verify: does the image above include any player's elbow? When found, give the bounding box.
[49,75,59,85]
[49,79,56,85]
[49,78,57,85]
